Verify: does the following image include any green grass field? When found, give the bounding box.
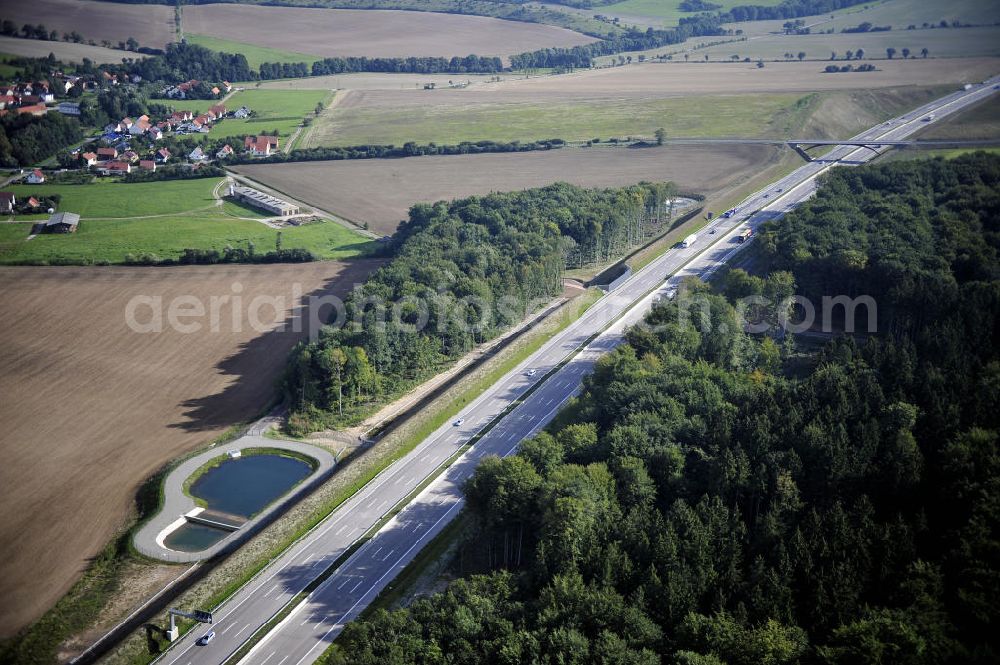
[0,176,374,264]
[185,34,321,69]
[821,0,1000,33]
[164,89,329,141]
[312,92,811,146]
[0,53,21,78]
[599,0,784,25]
[0,216,372,264]
[9,178,221,220]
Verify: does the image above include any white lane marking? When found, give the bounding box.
[220,623,234,635]
[300,614,314,626]
[295,500,465,665]
[265,584,280,597]
[233,623,251,639]
[378,500,389,511]
[277,656,289,665]
[335,525,346,536]
[260,652,276,665]
[382,549,395,561]
[393,476,404,485]
[350,579,364,593]
[366,498,378,509]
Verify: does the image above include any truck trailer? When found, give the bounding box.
[681,234,697,248]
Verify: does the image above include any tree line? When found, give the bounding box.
[323,153,1000,664]
[228,139,567,165]
[283,181,676,434]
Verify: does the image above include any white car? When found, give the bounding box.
[198,631,216,646]
[453,418,465,427]
[525,369,537,377]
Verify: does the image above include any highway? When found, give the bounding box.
[154,77,999,665]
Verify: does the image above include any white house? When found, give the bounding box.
[189,146,207,162]
[25,169,45,184]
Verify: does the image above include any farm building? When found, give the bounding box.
[230,185,299,217]
[46,212,80,233]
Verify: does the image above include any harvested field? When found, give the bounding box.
[408,58,999,99]
[0,0,174,51]
[301,59,998,147]
[182,5,597,60]
[233,144,773,235]
[691,25,1000,61]
[0,36,147,65]
[0,260,380,636]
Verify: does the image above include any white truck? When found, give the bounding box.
[681,234,697,248]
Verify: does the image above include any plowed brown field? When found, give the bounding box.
[234,144,773,235]
[183,5,597,59]
[0,0,174,50]
[0,260,380,636]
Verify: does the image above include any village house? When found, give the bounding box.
[244,135,279,157]
[100,161,131,175]
[215,144,234,160]
[26,196,41,209]
[0,192,15,213]
[169,110,193,123]
[138,160,156,171]
[156,148,171,163]
[121,150,139,163]
[233,106,251,119]
[25,169,45,184]
[209,104,226,118]
[120,117,134,132]
[80,152,98,166]
[189,146,207,162]
[128,115,151,135]
[46,212,80,233]
[222,81,233,93]
[148,126,164,141]
[57,102,81,116]
[96,147,118,161]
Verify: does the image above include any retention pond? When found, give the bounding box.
[163,452,313,553]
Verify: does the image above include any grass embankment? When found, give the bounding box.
[185,34,321,69]
[0,177,375,264]
[313,92,812,146]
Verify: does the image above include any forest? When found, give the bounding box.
[0,112,81,167]
[322,153,1000,664]
[283,181,676,434]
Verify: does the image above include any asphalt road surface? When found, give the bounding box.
[154,77,999,665]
